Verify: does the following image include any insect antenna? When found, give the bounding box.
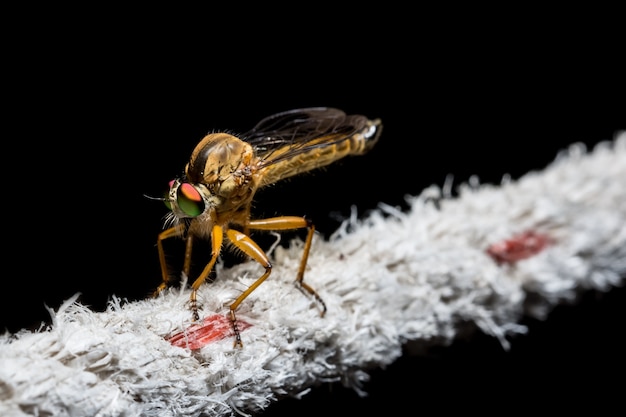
[143,193,167,202]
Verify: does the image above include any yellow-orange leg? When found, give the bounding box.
[225,228,273,348]
[189,225,224,322]
[248,216,327,316]
[154,224,186,296]
[157,217,325,349]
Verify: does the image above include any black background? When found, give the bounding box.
[3,9,624,415]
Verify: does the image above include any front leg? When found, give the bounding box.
[189,225,224,321]
[154,223,186,297]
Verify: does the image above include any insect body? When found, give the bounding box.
[155,107,382,347]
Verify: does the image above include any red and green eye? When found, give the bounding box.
[165,180,205,217]
[177,183,204,216]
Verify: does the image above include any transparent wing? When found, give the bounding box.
[242,107,371,168]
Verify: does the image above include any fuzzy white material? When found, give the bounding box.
[1,133,625,417]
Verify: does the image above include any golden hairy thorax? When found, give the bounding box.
[185,133,258,213]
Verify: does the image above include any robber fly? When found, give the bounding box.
[154,107,382,348]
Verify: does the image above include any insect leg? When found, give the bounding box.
[248,217,327,316]
[225,229,272,348]
[154,224,186,297]
[189,225,224,322]
[183,233,194,277]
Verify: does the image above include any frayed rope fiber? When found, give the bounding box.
[1,134,625,417]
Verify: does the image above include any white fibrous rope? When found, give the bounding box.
[1,133,625,417]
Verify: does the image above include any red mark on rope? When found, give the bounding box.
[486,230,553,265]
[166,314,252,350]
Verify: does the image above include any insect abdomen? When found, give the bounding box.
[259,118,382,185]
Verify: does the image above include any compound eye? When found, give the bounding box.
[177,183,204,217]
